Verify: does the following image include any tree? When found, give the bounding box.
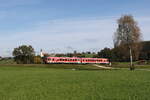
[139,41,150,60]
[97,48,112,61]
[12,45,35,64]
[114,15,142,70]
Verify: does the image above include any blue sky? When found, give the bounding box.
[0,0,150,56]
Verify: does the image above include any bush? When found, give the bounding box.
[34,56,42,64]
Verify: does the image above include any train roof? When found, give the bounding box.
[46,57,108,59]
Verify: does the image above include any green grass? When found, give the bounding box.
[0,64,105,70]
[0,65,150,100]
[112,62,150,68]
[0,59,16,64]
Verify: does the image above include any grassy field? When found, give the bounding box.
[0,59,16,64]
[112,62,150,68]
[0,65,150,100]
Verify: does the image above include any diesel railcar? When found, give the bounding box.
[44,57,109,64]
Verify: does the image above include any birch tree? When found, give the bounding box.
[114,15,142,69]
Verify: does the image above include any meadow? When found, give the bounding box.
[0,64,150,100]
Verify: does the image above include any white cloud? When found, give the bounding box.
[0,16,150,57]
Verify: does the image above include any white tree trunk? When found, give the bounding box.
[129,47,133,67]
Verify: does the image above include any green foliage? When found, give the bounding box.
[97,48,112,59]
[0,66,150,100]
[12,45,35,64]
[55,52,96,58]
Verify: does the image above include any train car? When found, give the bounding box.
[45,57,81,64]
[44,57,109,64]
[97,58,109,64]
[81,58,109,64]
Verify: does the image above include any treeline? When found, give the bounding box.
[98,41,150,62]
[55,51,97,58]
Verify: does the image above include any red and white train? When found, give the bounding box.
[44,57,109,64]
